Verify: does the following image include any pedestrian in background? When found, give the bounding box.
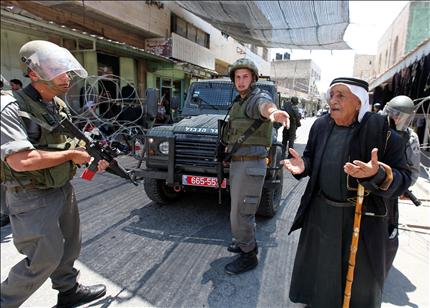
[1,40,109,308]
[222,58,289,275]
[9,79,23,91]
[373,102,384,114]
[282,77,411,307]
[281,96,301,157]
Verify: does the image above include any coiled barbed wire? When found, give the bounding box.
[64,75,150,159]
[414,96,430,179]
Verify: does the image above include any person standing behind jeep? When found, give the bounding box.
[222,58,289,275]
[281,97,301,157]
[1,40,108,308]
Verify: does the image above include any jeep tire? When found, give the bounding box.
[257,169,283,217]
[144,178,182,204]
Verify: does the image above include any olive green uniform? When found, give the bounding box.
[224,87,273,253]
[0,85,80,308]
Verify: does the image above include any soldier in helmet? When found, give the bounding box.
[382,95,420,186]
[372,102,382,113]
[1,40,109,307]
[222,58,289,275]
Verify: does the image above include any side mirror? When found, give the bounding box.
[145,88,159,118]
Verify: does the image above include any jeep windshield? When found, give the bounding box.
[181,80,276,117]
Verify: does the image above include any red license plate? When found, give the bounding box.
[182,175,227,188]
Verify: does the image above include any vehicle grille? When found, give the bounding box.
[175,133,218,168]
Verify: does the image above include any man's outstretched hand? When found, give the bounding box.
[344,148,380,179]
[280,148,305,175]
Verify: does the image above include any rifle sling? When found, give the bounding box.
[17,110,57,132]
[224,118,264,162]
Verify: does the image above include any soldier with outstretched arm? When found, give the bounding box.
[222,58,289,275]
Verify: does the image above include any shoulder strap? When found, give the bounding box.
[12,90,59,132]
[223,87,272,160]
[224,119,264,161]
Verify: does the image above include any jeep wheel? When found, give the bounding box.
[144,178,182,204]
[257,169,283,217]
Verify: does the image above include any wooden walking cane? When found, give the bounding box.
[343,184,365,308]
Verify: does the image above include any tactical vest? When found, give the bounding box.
[224,88,272,146]
[1,90,77,188]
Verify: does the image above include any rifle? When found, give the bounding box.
[404,190,422,206]
[58,117,138,185]
[216,119,226,205]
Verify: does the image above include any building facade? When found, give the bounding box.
[270,59,321,115]
[375,1,430,76]
[352,54,376,82]
[1,1,271,111]
[368,1,430,152]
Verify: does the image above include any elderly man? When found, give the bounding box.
[282,77,411,307]
[1,40,108,308]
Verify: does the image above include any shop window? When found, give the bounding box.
[171,14,210,49]
[176,17,187,37]
[204,33,210,49]
[263,47,268,61]
[187,24,197,41]
[196,29,206,46]
[392,36,399,64]
[162,79,172,88]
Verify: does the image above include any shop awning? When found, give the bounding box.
[175,0,351,50]
[369,38,430,90]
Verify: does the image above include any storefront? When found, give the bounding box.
[1,8,173,110]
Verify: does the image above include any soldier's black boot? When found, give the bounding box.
[224,247,258,275]
[57,283,106,308]
[227,242,258,255]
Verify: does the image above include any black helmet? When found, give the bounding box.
[382,95,415,131]
[228,58,259,82]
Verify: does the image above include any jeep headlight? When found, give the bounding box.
[158,141,169,155]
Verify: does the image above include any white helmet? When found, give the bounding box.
[19,40,87,81]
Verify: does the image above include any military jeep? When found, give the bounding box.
[135,78,284,217]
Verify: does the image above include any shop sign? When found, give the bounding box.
[145,38,172,57]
